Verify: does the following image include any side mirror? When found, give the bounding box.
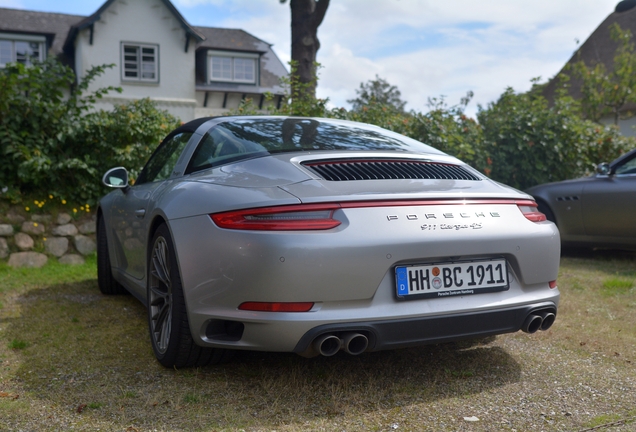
[102,167,129,188]
[596,162,611,176]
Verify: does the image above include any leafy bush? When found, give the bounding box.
[73,99,180,202]
[477,87,634,190]
[0,58,179,205]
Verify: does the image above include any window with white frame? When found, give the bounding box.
[208,51,258,84]
[121,43,159,82]
[0,33,45,67]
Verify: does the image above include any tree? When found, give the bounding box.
[570,23,636,125]
[348,75,407,112]
[280,0,330,100]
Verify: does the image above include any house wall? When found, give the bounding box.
[193,91,280,118]
[73,0,196,121]
[600,115,636,137]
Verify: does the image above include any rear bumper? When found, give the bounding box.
[293,301,557,353]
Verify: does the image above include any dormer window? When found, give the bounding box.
[0,33,45,67]
[121,42,159,83]
[208,50,258,84]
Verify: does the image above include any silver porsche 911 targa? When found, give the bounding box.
[97,116,560,368]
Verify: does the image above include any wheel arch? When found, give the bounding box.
[534,197,557,226]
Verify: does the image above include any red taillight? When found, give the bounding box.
[549,280,557,289]
[238,302,314,312]
[517,201,547,222]
[211,204,341,230]
[210,204,340,231]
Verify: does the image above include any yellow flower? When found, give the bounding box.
[34,200,38,205]
[25,206,30,212]
[49,194,53,199]
[80,206,85,211]
[73,208,77,213]
[43,237,47,241]
[62,199,67,205]
[33,223,38,227]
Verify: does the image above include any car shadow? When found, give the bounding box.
[2,280,522,429]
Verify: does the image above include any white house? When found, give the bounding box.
[0,0,288,121]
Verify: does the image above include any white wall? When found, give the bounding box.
[74,0,196,121]
[600,115,636,137]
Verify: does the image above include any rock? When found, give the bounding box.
[78,221,96,234]
[15,232,34,250]
[57,213,72,225]
[52,223,78,236]
[8,252,48,268]
[21,221,45,235]
[31,214,52,223]
[0,238,8,259]
[0,224,14,236]
[59,254,85,265]
[44,237,69,257]
[6,213,25,224]
[74,235,96,255]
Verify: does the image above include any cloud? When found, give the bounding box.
[313,0,619,114]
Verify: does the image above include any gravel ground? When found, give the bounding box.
[1,252,635,431]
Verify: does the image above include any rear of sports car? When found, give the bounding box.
[167,145,560,357]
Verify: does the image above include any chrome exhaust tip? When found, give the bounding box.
[342,332,369,355]
[539,312,556,331]
[313,334,341,357]
[522,314,543,334]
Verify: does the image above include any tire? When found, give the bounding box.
[97,216,128,295]
[147,223,233,368]
[536,200,557,225]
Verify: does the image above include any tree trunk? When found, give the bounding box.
[289,0,329,100]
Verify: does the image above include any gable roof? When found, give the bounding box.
[194,27,270,53]
[0,7,83,56]
[62,0,205,54]
[543,1,636,102]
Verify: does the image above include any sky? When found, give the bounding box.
[0,0,623,116]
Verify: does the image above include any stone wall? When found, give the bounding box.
[0,209,96,268]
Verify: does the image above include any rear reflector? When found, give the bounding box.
[238,302,314,312]
[549,280,557,289]
[517,201,547,222]
[211,204,341,230]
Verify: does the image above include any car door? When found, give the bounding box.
[110,132,193,282]
[582,152,636,240]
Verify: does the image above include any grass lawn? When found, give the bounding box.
[0,250,635,431]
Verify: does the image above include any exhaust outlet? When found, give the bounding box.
[342,332,369,355]
[313,334,341,357]
[539,312,556,331]
[522,314,543,334]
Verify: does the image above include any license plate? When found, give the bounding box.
[395,258,509,299]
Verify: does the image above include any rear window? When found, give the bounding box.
[186,117,444,174]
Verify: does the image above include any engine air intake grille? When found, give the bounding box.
[302,160,481,181]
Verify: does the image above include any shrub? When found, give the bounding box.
[0,58,180,204]
[477,87,634,190]
[72,99,181,202]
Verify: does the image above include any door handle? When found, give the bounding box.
[135,209,146,218]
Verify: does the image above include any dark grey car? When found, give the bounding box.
[527,148,636,250]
